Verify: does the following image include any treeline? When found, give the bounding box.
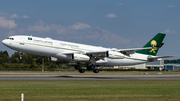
[0,50,73,71]
[164,59,180,64]
[0,50,179,71]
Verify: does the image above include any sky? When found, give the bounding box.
[0,0,179,59]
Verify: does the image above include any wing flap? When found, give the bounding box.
[61,51,82,55]
[61,51,107,60]
[85,50,107,54]
[85,50,107,59]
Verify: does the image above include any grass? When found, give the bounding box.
[0,81,180,101]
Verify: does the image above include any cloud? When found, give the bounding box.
[18,29,25,34]
[50,24,68,34]
[167,5,175,8]
[0,17,17,29]
[105,13,117,18]
[28,20,69,34]
[117,3,124,6]
[28,25,50,31]
[161,29,176,34]
[68,23,90,30]
[23,15,29,19]
[28,20,50,31]
[96,26,130,44]
[0,12,8,16]
[59,25,130,46]
[11,14,18,18]
[27,21,130,47]
[10,14,29,19]
[8,31,16,36]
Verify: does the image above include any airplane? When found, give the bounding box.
[2,33,173,73]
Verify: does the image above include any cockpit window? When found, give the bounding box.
[28,37,32,40]
[7,38,14,40]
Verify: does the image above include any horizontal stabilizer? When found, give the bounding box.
[118,47,158,55]
[148,56,175,61]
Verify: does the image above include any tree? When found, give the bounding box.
[0,51,10,63]
[11,52,20,63]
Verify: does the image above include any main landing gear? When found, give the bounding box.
[75,65,99,73]
[78,69,85,73]
[93,69,99,73]
[91,65,99,73]
[75,65,85,73]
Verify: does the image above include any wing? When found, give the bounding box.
[61,50,107,57]
[61,47,157,60]
[85,50,107,60]
[85,47,157,56]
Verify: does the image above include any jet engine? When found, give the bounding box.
[106,51,124,59]
[48,57,58,62]
[71,53,90,61]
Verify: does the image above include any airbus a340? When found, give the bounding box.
[2,33,172,73]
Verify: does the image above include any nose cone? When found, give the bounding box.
[2,39,8,46]
[2,39,5,44]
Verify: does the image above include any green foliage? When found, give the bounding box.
[48,63,58,69]
[164,59,180,64]
[0,51,10,63]
[0,63,9,68]
[30,59,37,68]
[0,50,75,71]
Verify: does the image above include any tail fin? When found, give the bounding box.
[136,33,166,56]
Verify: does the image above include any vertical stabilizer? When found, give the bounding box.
[135,33,166,56]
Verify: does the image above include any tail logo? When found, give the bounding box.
[149,40,157,53]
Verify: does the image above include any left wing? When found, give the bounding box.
[85,47,157,59]
[60,47,158,60]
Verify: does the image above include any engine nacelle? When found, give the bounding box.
[72,53,90,61]
[106,51,124,59]
[54,53,90,61]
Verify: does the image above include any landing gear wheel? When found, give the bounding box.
[75,66,79,70]
[78,69,85,73]
[93,69,99,73]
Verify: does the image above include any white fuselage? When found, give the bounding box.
[2,35,150,66]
